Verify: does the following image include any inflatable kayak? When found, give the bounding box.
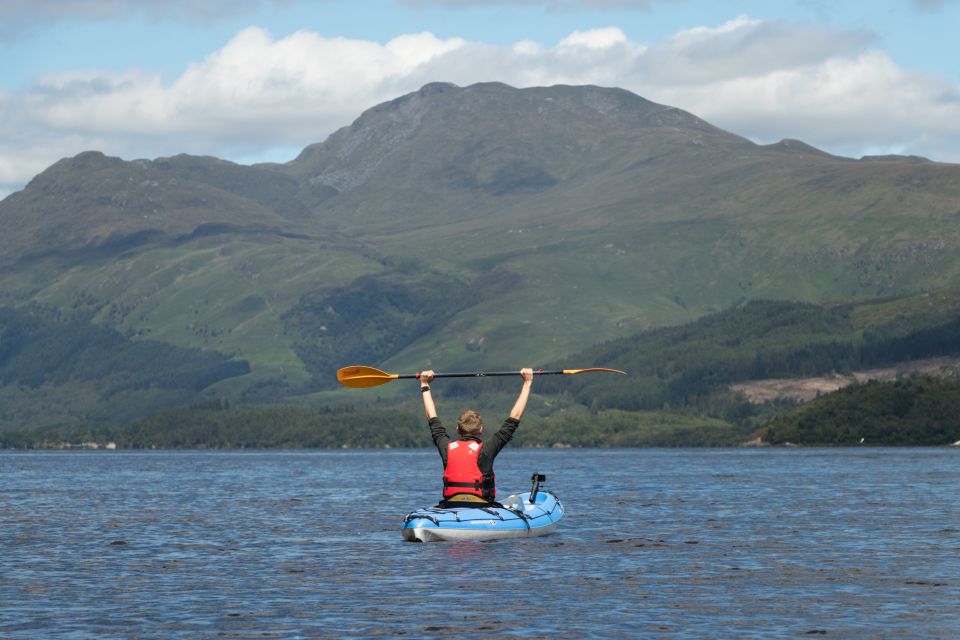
[401,474,564,543]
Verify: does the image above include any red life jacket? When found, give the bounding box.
[442,440,496,500]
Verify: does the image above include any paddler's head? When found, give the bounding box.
[456,409,483,437]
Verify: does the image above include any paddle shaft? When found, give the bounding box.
[409,369,565,380]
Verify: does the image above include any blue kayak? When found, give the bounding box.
[401,489,564,543]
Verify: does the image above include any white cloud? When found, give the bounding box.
[638,28,960,159]
[655,52,960,152]
[26,28,468,139]
[637,16,875,85]
[3,17,960,199]
[512,39,543,55]
[0,27,471,197]
[558,26,629,49]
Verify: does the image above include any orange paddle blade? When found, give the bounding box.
[337,365,400,388]
[561,368,626,375]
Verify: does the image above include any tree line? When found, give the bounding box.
[549,299,960,416]
[5,298,960,448]
[756,377,960,446]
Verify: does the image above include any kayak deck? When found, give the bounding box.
[401,490,564,543]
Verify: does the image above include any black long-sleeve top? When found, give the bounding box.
[429,416,520,474]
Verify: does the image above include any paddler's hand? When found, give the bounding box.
[420,370,435,384]
[520,367,533,383]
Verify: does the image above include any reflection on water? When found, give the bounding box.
[1,449,958,638]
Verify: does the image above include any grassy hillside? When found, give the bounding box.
[0,231,384,396]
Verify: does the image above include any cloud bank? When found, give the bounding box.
[3,16,960,198]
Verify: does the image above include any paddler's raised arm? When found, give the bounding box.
[420,369,437,420]
[508,368,534,421]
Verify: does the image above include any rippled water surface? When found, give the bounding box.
[2,448,959,638]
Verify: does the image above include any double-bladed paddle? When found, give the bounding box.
[337,365,626,389]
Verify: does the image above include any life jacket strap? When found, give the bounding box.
[443,477,496,500]
[443,479,494,489]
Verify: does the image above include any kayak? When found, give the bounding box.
[401,489,564,543]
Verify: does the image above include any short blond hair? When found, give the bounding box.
[457,410,484,436]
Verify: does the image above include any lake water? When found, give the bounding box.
[1,448,958,638]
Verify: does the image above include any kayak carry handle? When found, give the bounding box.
[529,473,546,504]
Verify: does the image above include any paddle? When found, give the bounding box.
[337,365,626,388]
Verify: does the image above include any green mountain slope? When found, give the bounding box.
[0,306,248,429]
[0,151,309,264]
[2,81,960,428]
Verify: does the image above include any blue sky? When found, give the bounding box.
[2,0,959,198]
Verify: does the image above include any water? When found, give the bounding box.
[1,448,958,638]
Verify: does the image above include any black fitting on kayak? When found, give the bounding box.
[529,473,546,504]
[404,513,440,526]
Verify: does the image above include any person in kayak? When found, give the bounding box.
[419,368,534,507]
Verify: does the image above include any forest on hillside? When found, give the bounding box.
[5,297,960,449]
[756,377,960,446]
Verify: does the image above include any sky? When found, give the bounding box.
[2,0,959,200]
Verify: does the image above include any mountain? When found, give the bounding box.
[286,82,749,226]
[2,81,960,428]
[0,151,309,263]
